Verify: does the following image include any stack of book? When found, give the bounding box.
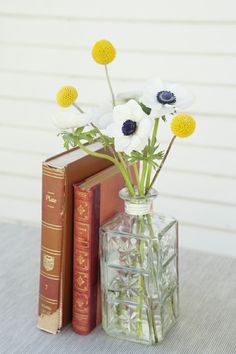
[37,143,125,334]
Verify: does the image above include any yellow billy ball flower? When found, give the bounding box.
[92,39,116,65]
[56,86,78,107]
[171,114,196,138]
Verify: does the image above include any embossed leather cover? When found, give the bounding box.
[72,165,125,335]
[38,144,112,333]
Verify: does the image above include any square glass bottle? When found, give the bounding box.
[100,188,179,345]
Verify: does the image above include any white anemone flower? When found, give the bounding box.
[86,93,142,129]
[52,109,91,129]
[140,78,194,119]
[103,99,153,154]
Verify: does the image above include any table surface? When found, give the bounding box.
[0,222,236,354]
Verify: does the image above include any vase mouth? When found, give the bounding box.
[119,187,158,203]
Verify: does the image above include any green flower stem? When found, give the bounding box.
[76,140,135,196]
[104,64,116,107]
[134,163,142,195]
[72,102,84,113]
[91,122,119,161]
[140,161,147,196]
[145,118,159,193]
[117,152,135,196]
[117,152,134,188]
[117,152,128,172]
[119,168,135,196]
[151,118,159,146]
[136,215,160,342]
[127,161,134,187]
[76,140,116,164]
[145,165,152,194]
[136,217,145,337]
[146,214,159,342]
[136,271,144,337]
[147,135,176,193]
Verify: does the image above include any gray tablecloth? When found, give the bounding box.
[0,222,235,353]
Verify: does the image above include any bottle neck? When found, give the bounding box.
[119,187,157,216]
[124,200,153,216]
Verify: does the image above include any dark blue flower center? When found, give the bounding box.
[122,120,137,136]
[156,90,176,105]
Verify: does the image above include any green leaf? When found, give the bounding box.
[153,151,165,160]
[74,126,84,135]
[139,102,151,115]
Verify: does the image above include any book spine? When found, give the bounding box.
[72,185,100,335]
[37,163,65,334]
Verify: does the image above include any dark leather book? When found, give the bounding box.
[38,143,112,333]
[72,165,125,335]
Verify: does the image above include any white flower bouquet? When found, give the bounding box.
[54,39,195,198]
[54,40,196,345]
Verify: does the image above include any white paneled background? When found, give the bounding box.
[0,0,235,256]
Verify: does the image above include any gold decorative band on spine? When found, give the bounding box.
[42,224,62,231]
[43,166,64,175]
[42,246,62,255]
[42,169,64,177]
[40,294,59,304]
[40,271,60,280]
[43,173,64,180]
[43,167,64,173]
[43,166,64,176]
[42,221,62,230]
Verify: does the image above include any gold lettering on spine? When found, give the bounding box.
[46,194,57,204]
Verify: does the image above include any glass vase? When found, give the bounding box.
[99,187,179,345]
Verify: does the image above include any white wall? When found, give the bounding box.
[0,0,236,256]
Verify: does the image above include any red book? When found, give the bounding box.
[72,165,125,335]
[38,143,112,334]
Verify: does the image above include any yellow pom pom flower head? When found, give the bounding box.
[171,113,196,138]
[92,40,116,65]
[56,86,78,107]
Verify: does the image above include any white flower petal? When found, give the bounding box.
[140,93,158,109]
[125,99,144,122]
[140,78,164,110]
[141,78,163,94]
[52,111,91,129]
[137,117,153,139]
[176,92,194,108]
[125,135,142,154]
[165,83,194,108]
[126,135,149,154]
[135,137,148,152]
[144,78,164,94]
[149,105,175,119]
[113,104,130,123]
[87,103,113,129]
[101,122,121,138]
[114,135,131,152]
[113,99,148,124]
[97,112,113,129]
